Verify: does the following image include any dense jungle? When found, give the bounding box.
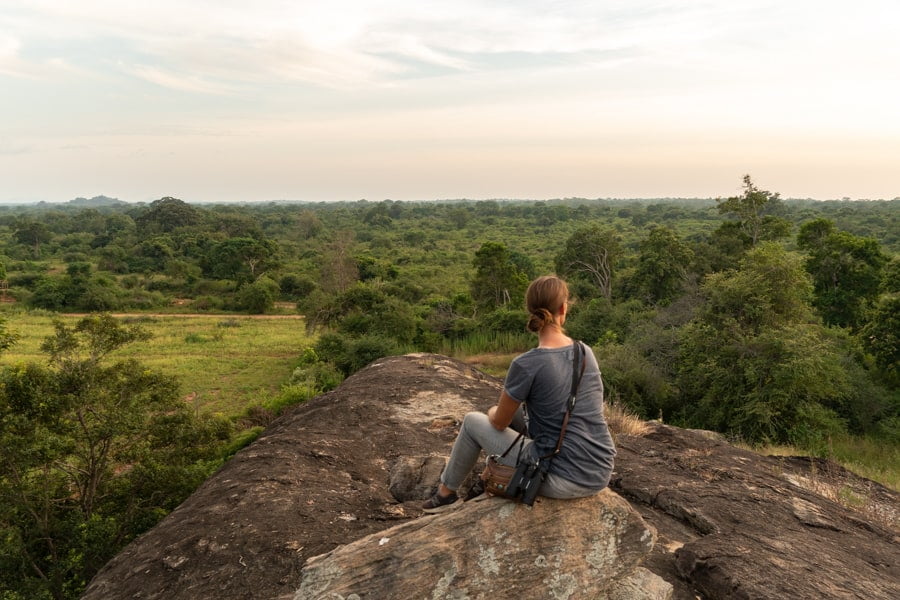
[0,178,898,599]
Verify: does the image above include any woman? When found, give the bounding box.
[423,275,616,512]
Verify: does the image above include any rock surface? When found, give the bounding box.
[289,490,664,600]
[83,353,900,600]
[612,425,900,599]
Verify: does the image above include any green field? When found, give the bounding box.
[0,311,313,416]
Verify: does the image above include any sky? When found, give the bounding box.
[1,1,899,204]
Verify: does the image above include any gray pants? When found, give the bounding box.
[440,411,599,499]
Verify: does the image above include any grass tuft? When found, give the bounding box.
[605,399,651,438]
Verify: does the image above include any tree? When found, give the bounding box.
[554,224,621,299]
[14,220,52,258]
[716,175,790,247]
[470,242,528,311]
[798,219,889,329]
[861,295,899,383]
[134,197,202,235]
[235,276,279,314]
[633,226,694,305]
[204,237,278,283]
[676,244,852,446]
[320,231,359,293]
[0,316,229,599]
[296,210,323,239]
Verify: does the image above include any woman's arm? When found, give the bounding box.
[487,390,519,430]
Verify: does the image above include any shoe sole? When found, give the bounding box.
[421,498,463,514]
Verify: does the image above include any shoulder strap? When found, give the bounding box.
[546,341,586,458]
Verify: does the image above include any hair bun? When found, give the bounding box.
[526,308,554,333]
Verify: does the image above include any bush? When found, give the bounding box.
[235,276,279,314]
[192,295,225,311]
[221,426,264,457]
[315,332,400,376]
[478,307,528,335]
[29,276,70,311]
[594,343,676,420]
[314,332,349,365]
[342,335,401,374]
[279,274,316,300]
[291,362,343,392]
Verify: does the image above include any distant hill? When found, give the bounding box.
[68,195,128,207]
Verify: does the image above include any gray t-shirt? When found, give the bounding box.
[504,343,616,490]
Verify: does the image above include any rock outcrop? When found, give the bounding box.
[290,490,666,600]
[612,425,900,599]
[83,353,900,600]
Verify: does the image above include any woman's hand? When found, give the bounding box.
[487,390,518,430]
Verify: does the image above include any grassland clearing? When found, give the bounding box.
[1,311,313,416]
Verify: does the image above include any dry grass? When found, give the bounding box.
[605,400,652,438]
[460,352,519,378]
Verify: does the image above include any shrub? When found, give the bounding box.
[279,274,316,300]
[236,276,279,314]
[192,295,225,311]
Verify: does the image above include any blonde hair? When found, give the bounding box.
[525,275,569,333]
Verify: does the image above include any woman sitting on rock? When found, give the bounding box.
[423,275,616,512]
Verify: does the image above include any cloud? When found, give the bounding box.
[1,1,785,91]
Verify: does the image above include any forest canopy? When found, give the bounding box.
[1,182,898,598]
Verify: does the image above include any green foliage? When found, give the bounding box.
[470,241,529,311]
[203,237,278,283]
[698,243,814,334]
[134,197,202,235]
[314,283,418,345]
[595,342,676,419]
[221,426,264,458]
[280,273,316,299]
[314,331,401,376]
[632,226,694,306]
[565,298,646,347]
[798,219,889,329]
[478,307,528,335]
[675,246,855,444]
[861,295,899,382]
[0,316,229,599]
[716,175,791,246]
[13,220,52,258]
[235,276,280,314]
[0,319,17,354]
[555,224,621,299]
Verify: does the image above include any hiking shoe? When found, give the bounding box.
[422,491,460,513]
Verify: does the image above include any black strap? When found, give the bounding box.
[548,341,585,458]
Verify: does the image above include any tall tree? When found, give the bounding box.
[14,220,52,258]
[797,219,889,329]
[555,224,621,299]
[716,175,791,247]
[633,226,694,305]
[204,237,278,282]
[677,243,852,444]
[471,242,528,311]
[320,230,359,294]
[134,197,202,235]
